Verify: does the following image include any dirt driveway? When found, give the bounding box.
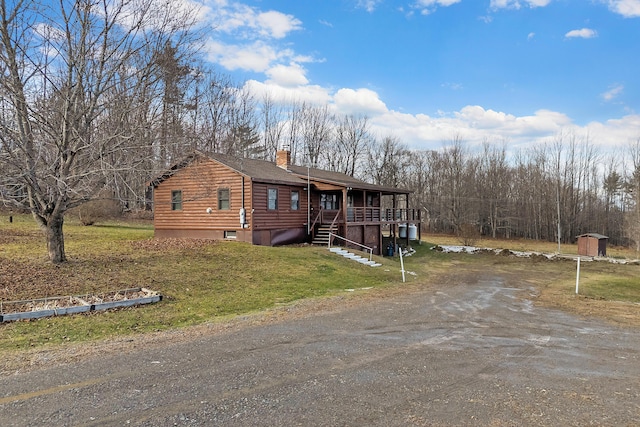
[1,273,639,426]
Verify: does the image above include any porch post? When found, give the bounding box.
[342,187,348,238]
[406,193,410,248]
[363,190,367,222]
[392,194,397,252]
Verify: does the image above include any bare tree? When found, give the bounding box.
[301,104,334,168]
[364,135,409,187]
[477,141,510,238]
[329,114,370,176]
[260,92,285,162]
[624,138,640,251]
[0,0,199,263]
[283,99,306,164]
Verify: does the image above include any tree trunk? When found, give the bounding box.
[44,215,67,264]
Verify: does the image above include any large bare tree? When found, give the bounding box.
[0,0,198,263]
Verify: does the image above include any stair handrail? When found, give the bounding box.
[310,208,323,238]
[329,209,341,230]
[328,232,373,261]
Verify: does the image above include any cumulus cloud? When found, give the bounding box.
[367,106,587,151]
[265,63,309,87]
[243,79,333,105]
[210,2,301,39]
[334,88,389,115]
[205,40,280,72]
[606,0,640,17]
[413,0,462,14]
[602,84,624,101]
[490,0,552,9]
[201,0,316,86]
[565,28,598,39]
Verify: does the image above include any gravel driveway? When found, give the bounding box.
[1,274,639,426]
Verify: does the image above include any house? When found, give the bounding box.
[577,233,608,257]
[150,150,420,255]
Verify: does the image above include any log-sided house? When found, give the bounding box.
[150,150,420,255]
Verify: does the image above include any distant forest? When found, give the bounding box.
[2,0,639,264]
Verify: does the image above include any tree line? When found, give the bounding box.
[1,0,639,264]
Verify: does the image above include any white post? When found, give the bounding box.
[575,256,581,294]
[399,247,406,283]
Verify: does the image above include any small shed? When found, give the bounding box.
[577,233,608,257]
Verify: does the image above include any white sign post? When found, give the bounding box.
[575,257,581,294]
[399,247,406,283]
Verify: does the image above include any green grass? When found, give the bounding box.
[0,214,404,351]
[576,261,640,303]
[1,213,639,353]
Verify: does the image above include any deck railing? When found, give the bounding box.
[345,208,420,224]
[313,208,421,237]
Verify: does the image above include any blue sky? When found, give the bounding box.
[199,0,640,151]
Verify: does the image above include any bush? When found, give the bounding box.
[73,196,122,226]
[457,223,480,246]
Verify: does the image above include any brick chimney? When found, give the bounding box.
[276,150,291,170]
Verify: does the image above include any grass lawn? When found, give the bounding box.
[1,214,639,355]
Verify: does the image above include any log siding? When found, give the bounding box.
[152,150,417,250]
[154,158,252,238]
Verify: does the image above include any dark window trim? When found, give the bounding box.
[291,190,300,211]
[268,188,278,210]
[171,190,182,211]
[218,188,230,210]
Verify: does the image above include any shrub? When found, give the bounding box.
[457,223,480,246]
[73,195,122,226]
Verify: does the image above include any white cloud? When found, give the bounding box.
[606,0,640,17]
[413,0,462,14]
[366,106,640,152]
[490,0,552,9]
[527,32,536,40]
[565,28,598,39]
[356,0,383,12]
[205,40,280,72]
[256,10,302,39]
[242,75,640,152]
[200,1,313,80]
[333,88,389,115]
[584,115,640,151]
[209,2,302,39]
[602,84,624,101]
[243,79,332,106]
[441,82,463,90]
[265,63,309,87]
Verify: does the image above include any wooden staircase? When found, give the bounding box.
[312,224,338,245]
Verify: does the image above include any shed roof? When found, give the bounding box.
[577,233,608,240]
